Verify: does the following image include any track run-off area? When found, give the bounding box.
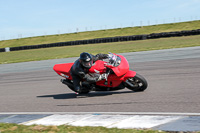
[0,46,200,113]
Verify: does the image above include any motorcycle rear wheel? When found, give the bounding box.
[125,73,148,92]
[79,90,90,94]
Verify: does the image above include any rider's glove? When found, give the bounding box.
[107,53,112,59]
[97,73,108,81]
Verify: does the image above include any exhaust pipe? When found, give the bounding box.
[61,79,74,88]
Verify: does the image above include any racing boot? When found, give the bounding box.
[74,86,82,95]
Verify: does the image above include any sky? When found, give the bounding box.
[0,0,200,40]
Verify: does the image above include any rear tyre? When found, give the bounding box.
[125,73,148,92]
[79,90,90,94]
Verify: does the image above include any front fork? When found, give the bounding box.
[123,70,137,87]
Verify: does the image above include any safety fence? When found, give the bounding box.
[1,29,200,52]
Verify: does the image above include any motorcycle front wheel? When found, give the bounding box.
[125,73,148,92]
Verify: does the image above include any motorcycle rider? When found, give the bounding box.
[70,52,109,94]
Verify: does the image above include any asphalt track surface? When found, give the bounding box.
[0,46,200,113]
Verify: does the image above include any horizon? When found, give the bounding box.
[1,0,200,41]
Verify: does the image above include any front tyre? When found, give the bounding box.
[125,73,148,92]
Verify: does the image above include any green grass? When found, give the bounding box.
[0,123,166,133]
[0,20,200,64]
[0,20,200,48]
[1,35,200,64]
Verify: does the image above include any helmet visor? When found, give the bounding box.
[82,60,93,68]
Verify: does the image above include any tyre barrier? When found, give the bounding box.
[1,29,200,52]
[0,48,5,52]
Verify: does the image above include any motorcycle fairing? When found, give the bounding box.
[89,55,129,77]
[53,63,74,80]
[96,74,123,87]
[110,55,129,77]
[124,70,136,80]
[89,60,106,74]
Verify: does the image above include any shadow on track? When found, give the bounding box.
[37,90,136,100]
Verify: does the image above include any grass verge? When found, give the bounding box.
[0,20,200,48]
[0,35,200,64]
[0,123,167,133]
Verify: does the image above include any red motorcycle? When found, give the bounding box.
[53,53,148,94]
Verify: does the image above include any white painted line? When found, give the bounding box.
[69,115,130,127]
[108,115,184,129]
[24,114,94,126]
[1,112,200,116]
[1,113,199,131]
[22,114,185,129]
